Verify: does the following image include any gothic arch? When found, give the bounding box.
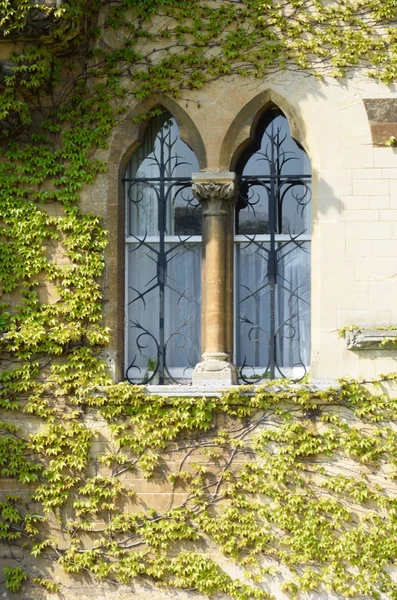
[110,96,207,178]
[105,97,206,381]
[219,89,312,171]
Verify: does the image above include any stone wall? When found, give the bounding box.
[87,70,397,382]
[2,6,397,598]
[2,11,397,382]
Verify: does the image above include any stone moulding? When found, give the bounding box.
[345,328,397,350]
[363,99,397,146]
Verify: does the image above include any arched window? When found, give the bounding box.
[124,112,201,384]
[235,107,311,382]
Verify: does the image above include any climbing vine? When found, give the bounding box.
[2,0,397,598]
[5,379,397,598]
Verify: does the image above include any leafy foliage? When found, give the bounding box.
[3,379,397,598]
[3,566,28,592]
[2,0,397,598]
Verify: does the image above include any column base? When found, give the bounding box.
[192,353,238,386]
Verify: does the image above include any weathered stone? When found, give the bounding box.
[364,99,397,123]
[192,354,238,385]
[345,329,397,349]
[191,172,238,384]
[370,123,397,146]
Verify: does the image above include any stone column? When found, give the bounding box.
[192,172,238,385]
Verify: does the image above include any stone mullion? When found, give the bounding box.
[192,172,238,385]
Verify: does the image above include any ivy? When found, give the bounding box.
[2,0,397,598]
[3,567,28,593]
[3,379,397,597]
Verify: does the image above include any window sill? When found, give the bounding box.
[144,379,337,396]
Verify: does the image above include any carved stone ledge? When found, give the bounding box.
[345,329,397,350]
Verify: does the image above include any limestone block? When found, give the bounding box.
[341,195,370,209]
[382,168,397,179]
[355,281,369,294]
[315,222,346,257]
[340,209,378,221]
[354,256,397,278]
[374,357,397,376]
[318,169,352,196]
[315,194,340,222]
[318,294,337,329]
[379,209,397,221]
[321,271,356,295]
[337,294,369,310]
[352,168,383,179]
[346,221,391,239]
[311,348,349,380]
[369,280,397,310]
[37,284,60,305]
[337,309,391,328]
[343,146,374,169]
[135,492,190,514]
[353,179,389,196]
[389,180,397,207]
[355,357,378,379]
[345,239,373,257]
[5,580,212,600]
[369,196,390,209]
[374,148,397,168]
[334,103,370,139]
[372,240,397,256]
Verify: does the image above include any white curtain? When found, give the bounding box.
[276,243,311,372]
[236,242,311,377]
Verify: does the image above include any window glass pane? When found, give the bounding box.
[126,114,201,237]
[275,242,311,372]
[236,241,270,376]
[280,180,311,235]
[126,243,159,375]
[164,243,201,368]
[237,112,311,236]
[235,241,311,379]
[236,182,269,235]
[172,183,201,236]
[241,113,310,177]
[126,243,201,380]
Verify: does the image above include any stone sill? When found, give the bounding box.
[345,328,397,350]
[145,380,337,397]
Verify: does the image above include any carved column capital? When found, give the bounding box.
[192,172,237,216]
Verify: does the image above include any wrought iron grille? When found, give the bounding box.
[124,114,201,384]
[235,109,312,383]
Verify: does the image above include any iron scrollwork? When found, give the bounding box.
[124,116,201,385]
[236,110,312,383]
